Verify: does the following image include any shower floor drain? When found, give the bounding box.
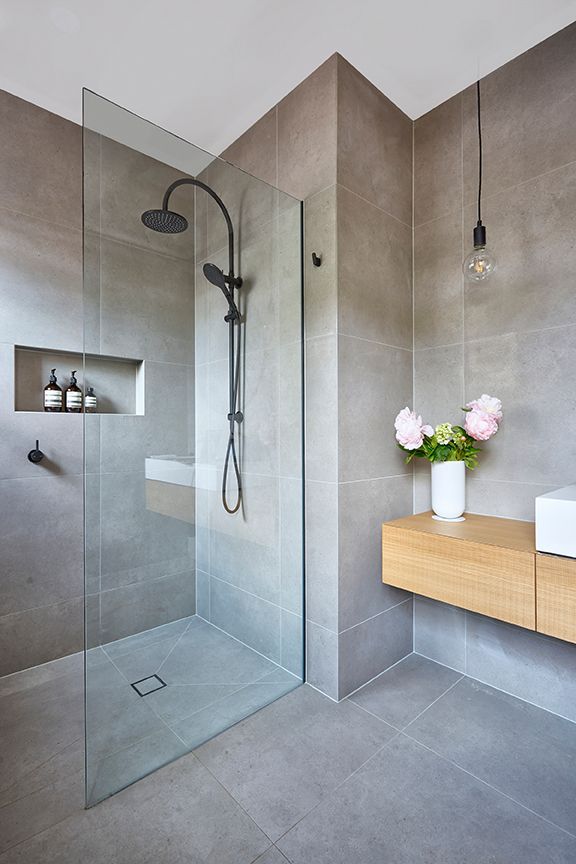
[130,674,167,697]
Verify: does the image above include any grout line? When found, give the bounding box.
[401,730,576,841]
[336,183,413,229]
[343,650,414,700]
[401,675,464,732]
[273,730,403,848]
[337,332,412,353]
[338,597,412,636]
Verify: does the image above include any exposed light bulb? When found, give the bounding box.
[463,221,497,283]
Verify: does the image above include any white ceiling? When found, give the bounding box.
[1,0,576,155]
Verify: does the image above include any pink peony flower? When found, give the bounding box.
[465,409,499,441]
[394,407,433,450]
[466,394,503,422]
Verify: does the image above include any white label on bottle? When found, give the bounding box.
[85,396,97,409]
[44,391,62,407]
[66,392,82,407]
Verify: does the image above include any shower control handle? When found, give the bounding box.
[27,440,45,464]
[228,411,244,424]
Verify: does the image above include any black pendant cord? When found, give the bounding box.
[477,79,483,226]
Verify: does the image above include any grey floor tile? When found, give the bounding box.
[277,734,576,864]
[158,618,278,685]
[253,847,290,864]
[0,751,84,855]
[407,677,576,835]
[171,679,300,750]
[0,754,269,864]
[0,664,84,797]
[195,684,395,841]
[350,654,462,729]
[143,683,242,725]
[103,617,193,660]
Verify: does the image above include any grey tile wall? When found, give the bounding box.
[0,91,198,673]
[412,22,576,710]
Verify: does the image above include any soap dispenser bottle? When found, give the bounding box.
[44,368,63,412]
[84,386,97,414]
[65,371,83,413]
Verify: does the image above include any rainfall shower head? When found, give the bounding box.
[141,208,188,234]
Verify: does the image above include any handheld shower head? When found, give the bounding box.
[203,262,240,319]
[141,208,188,234]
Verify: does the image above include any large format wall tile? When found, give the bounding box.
[304,186,337,340]
[99,237,194,364]
[221,108,278,187]
[0,208,82,351]
[466,614,576,722]
[337,57,412,226]
[306,481,339,632]
[414,344,464,424]
[464,162,576,340]
[306,621,338,700]
[414,94,462,227]
[210,576,281,663]
[338,186,412,348]
[465,326,576,486]
[100,471,193,592]
[96,137,195,259]
[278,55,337,200]
[463,22,576,206]
[414,212,463,348]
[99,361,193,474]
[338,335,412,482]
[0,475,83,615]
[338,599,413,697]
[99,570,194,643]
[0,90,81,229]
[338,475,412,631]
[0,598,83,676]
[414,596,466,672]
[306,335,338,483]
[466,477,556,521]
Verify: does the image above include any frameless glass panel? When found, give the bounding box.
[83,90,304,806]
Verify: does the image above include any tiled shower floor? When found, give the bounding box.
[86,615,300,803]
[1,651,576,862]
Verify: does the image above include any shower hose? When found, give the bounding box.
[222,312,242,514]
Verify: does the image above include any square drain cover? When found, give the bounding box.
[130,674,167,697]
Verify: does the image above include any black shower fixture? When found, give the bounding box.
[142,178,243,515]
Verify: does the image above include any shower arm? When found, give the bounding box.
[161,178,237,282]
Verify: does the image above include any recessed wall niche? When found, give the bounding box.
[14,345,145,414]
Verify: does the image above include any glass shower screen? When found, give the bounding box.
[83,91,304,806]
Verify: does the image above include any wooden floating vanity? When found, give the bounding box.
[382,512,576,644]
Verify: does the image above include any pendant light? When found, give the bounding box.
[463,80,497,282]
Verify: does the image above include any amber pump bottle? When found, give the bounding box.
[65,371,83,413]
[44,368,63,412]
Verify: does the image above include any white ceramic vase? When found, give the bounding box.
[431,461,466,520]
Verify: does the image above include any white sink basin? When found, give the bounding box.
[535,484,576,558]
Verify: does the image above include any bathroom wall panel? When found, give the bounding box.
[337,335,412,483]
[414,596,466,672]
[277,54,338,201]
[303,186,338,340]
[464,163,576,340]
[337,56,412,226]
[305,480,339,633]
[210,576,281,663]
[221,107,278,188]
[0,474,83,616]
[462,23,576,207]
[0,598,84,677]
[413,93,462,228]
[412,21,576,708]
[414,213,463,349]
[306,620,338,700]
[0,89,81,230]
[337,185,412,349]
[0,208,82,352]
[338,475,412,632]
[338,599,413,698]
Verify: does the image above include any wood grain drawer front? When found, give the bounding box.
[382,526,536,630]
[536,555,576,644]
